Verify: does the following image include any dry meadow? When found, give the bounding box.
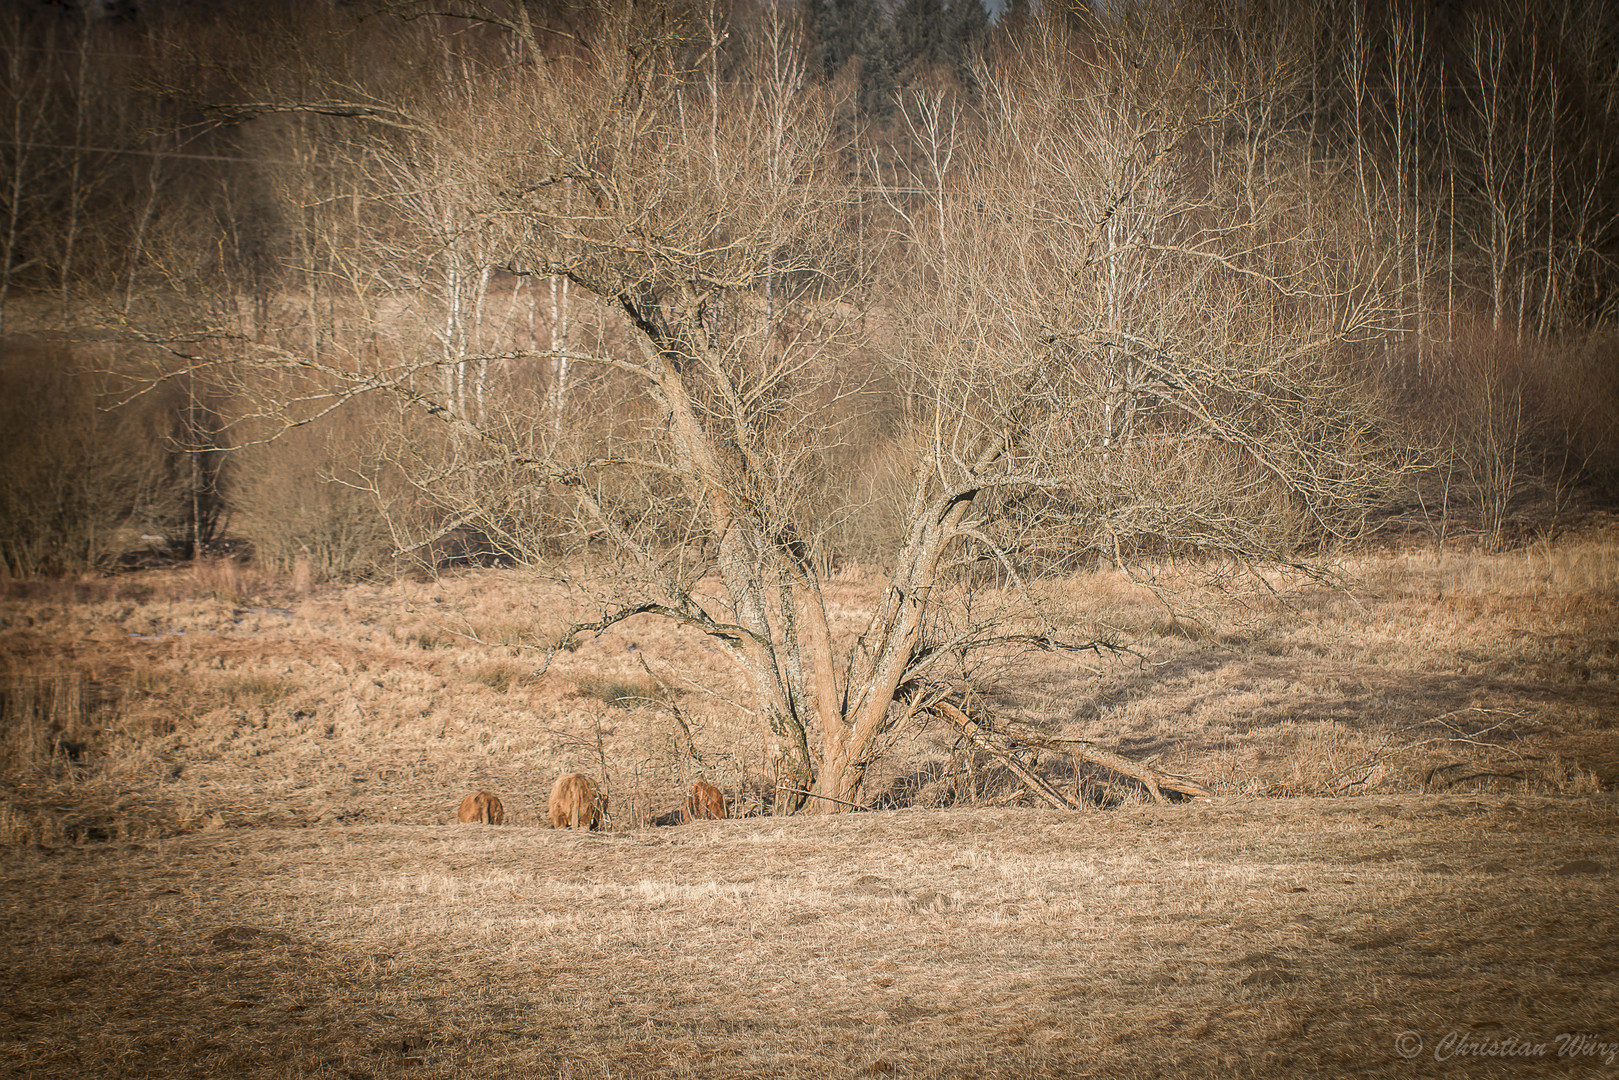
[3,531,1618,1077]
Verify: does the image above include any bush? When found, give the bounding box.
[229,406,402,582]
[1417,328,1619,547]
[0,343,186,577]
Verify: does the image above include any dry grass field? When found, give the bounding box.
[2,529,1618,1076]
[2,799,1616,1079]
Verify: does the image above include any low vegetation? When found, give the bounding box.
[1,799,1614,1077]
[3,533,1614,846]
[0,507,1614,1080]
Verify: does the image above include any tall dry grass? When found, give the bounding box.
[0,535,1614,1076]
[1,530,1613,848]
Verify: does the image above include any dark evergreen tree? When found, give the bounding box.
[889,0,989,89]
[891,0,948,72]
[997,0,1031,37]
[943,0,989,85]
[807,0,898,114]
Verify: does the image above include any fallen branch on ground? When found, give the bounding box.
[930,702,1081,809]
[777,785,868,811]
[929,700,1212,806]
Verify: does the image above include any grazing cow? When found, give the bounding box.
[457,790,505,825]
[548,773,604,830]
[683,780,727,823]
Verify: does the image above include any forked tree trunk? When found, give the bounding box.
[804,481,986,810]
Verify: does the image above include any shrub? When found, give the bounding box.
[0,344,187,577]
[229,406,401,581]
[572,674,663,709]
[1419,328,1619,547]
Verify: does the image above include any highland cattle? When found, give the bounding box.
[548,773,604,830]
[457,790,505,825]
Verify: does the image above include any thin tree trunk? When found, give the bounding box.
[59,19,90,324]
[123,148,162,316]
[548,274,570,440]
[189,377,202,560]
[0,13,48,339]
[472,264,492,424]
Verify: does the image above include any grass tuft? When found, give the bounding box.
[571,674,664,709]
[464,662,540,693]
[216,674,294,707]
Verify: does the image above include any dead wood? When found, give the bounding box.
[929,701,1212,806]
[777,786,868,812]
[929,702,1082,810]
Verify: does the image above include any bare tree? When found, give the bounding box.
[142,3,1414,811]
[857,14,1412,745]
[0,11,51,337]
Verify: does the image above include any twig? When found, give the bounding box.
[594,717,610,826]
[1323,733,1395,794]
[775,785,867,811]
[634,651,704,771]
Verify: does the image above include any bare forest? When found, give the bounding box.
[2,1,1618,1075]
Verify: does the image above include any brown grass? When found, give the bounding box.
[0,799,1615,1077]
[2,535,1616,832]
[0,534,1616,1074]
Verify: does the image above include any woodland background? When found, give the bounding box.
[0,0,1614,583]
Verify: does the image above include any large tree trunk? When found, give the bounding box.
[806,483,985,811]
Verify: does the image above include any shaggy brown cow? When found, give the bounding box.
[683,780,727,823]
[548,773,604,830]
[456,790,505,825]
